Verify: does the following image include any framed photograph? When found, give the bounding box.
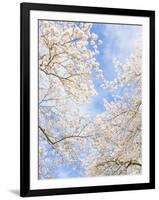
[20,3,155,197]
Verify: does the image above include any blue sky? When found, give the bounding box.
[39,22,142,179]
[80,23,142,117]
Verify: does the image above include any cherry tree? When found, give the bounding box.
[87,45,142,176]
[38,19,142,178]
[38,20,103,178]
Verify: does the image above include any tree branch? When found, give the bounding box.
[39,125,92,146]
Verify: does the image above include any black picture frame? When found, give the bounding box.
[20,2,155,197]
